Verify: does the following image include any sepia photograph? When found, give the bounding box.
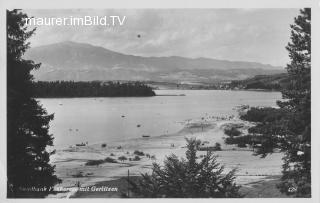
[1,0,319,200]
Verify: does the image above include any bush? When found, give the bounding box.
[104,157,117,163]
[85,159,104,166]
[101,143,107,148]
[110,153,115,156]
[133,156,141,161]
[128,138,241,198]
[198,142,222,151]
[213,142,222,151]
[237,143,247,148]
[133,150,145,156]
[72,171,84,177]
[224,127,242,137]
[225,135,252,145]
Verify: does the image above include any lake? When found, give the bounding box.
[39,90,282,148]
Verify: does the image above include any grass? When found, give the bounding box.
[72,171,85,177]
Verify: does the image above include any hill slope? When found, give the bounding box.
[230,73,288,90]
[24,41,285,82]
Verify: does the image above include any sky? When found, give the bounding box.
[24,9,300,67]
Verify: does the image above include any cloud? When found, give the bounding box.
[24,9,300,66]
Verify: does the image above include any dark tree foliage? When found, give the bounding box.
[240,107,288,123]
[225,135,251,147]
[224,127,242,137]
[32,81,155,97]
[7,10,61,197]
[245,81,280,90]
[239,8,311,197]
[128,139,241,198]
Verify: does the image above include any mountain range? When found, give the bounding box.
[24,41,285,82]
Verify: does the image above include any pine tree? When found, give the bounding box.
[7,9,61,197]
[239,8,311,197]
[276,8,311,197]
[128,139,241,198]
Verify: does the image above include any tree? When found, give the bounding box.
[128,139,241,198]
[7,9,61,197]
[118,156,128,162]
[277,8,311,197]
[239,8,311,197]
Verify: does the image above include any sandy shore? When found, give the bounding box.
[47,115,284,198]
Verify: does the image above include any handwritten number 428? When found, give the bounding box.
[288,187,297,193]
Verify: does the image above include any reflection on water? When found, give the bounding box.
[39,90,281,148]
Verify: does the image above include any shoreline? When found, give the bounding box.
[48,115,284,198]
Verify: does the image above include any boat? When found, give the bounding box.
[142,135,150,138]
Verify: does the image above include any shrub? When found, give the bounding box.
[128,138,241,198]
[225,135,252,146]
[101,143,107,148]
[237,143,247,148]
[85,159,104,166]
[118,156,127,162]
[133,150,145,156]
[224,127,242,137]
[213,142,222,151]
[240,107,287,123]
[133,156,141,161]
[104,157,117,163]
[72,171,84,177]
[110,153,115,156]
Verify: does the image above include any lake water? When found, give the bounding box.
[39,90,282,148]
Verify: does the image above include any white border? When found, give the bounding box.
[0,1,319,203]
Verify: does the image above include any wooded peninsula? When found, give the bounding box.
[32,81,156,98]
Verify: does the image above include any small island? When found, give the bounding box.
[32,81,156,98]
